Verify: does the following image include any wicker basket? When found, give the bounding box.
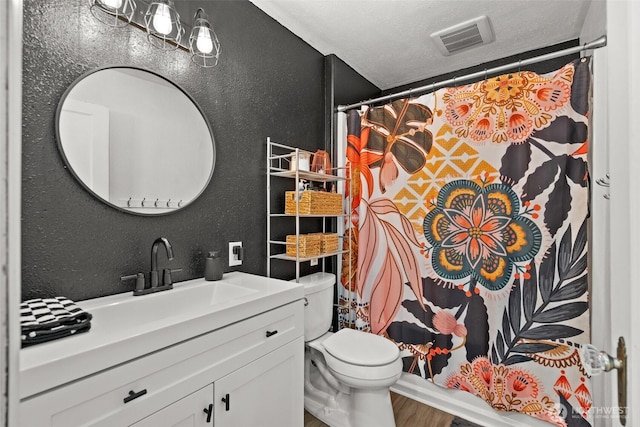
[316,233,339,254]
[284,191,342,215]
[286,233,322,258]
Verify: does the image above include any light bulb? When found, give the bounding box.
[152,3,172,35]
[196,28,214,54]
[101,0,123,9]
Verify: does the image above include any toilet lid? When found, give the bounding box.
[323,328,399,366]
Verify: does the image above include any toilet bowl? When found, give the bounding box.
[296,273,402,427]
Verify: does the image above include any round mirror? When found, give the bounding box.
[56,66,215,215]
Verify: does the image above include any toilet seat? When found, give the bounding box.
[323,328,399,366]
[320,329,401,381]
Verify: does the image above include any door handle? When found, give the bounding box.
[266,329,278,337]
[580,337,627,425]
[123,388,147,404]
[203,403,213,423]
[221,393,230,411]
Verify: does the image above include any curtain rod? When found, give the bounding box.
[336,35,607,113]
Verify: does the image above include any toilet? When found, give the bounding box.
[297,272,402,427]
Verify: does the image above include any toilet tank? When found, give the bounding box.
[293,272,335,341]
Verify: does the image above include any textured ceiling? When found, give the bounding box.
[249,0,593,90]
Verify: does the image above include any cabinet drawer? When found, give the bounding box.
[19,300,303,427]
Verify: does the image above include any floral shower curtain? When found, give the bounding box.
[339,57,592,426]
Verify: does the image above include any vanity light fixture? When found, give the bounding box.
[189,8,221,68]
[143,0,184,50]
[89,0,137,28]
[88,0,221,68]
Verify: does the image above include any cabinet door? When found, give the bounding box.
[131,385,213,427]
[214,337,303,427]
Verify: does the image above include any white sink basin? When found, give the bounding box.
[86,280,259,332]
[20,272,303,399]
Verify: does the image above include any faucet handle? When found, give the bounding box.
[162,268,183,286]
[163,269,172,286]
[121,273,146,291]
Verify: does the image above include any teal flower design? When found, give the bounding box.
[423,180,541,290]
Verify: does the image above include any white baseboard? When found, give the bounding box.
[390,373,553,427]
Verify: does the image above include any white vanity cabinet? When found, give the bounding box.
[19,294,304,427]
[132,339,303,427]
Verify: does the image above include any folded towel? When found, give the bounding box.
[20,297,92,347]
[21,321,92,347]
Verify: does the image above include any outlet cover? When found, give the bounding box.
[229,241,242,266]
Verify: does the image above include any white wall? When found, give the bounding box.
[2,1,22,425]
[580,0,606,44]
[598,1,640,426]
[608,2,640,425]
[0,1,8,424]
[60,99,110,200]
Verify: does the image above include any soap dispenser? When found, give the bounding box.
[204,251,223,281]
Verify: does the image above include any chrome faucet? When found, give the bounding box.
[150,237,174,287]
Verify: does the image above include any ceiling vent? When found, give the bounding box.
[431,16,494,56]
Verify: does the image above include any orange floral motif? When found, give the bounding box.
[346,126,366,209]
[446,357,566,426]
[484,73,526,103]
[554,370,573,400]
[443,63,575,144]
[574,378,593,416]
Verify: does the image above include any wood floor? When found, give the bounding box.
[304,392,456,427]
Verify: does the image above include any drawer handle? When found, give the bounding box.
[222,393,230,411]
[123,389,147,404]
[203,403,213,423]
[266,330,278,338]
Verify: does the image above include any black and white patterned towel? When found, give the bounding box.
[20,297,92,347]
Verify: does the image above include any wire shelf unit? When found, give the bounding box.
[266,137,352,286]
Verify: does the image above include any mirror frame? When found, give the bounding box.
[55,65,216,216]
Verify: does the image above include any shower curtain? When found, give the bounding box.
[339,57,592,426]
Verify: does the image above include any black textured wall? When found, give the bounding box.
[22,0,325,301]
[324,53,380,156]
